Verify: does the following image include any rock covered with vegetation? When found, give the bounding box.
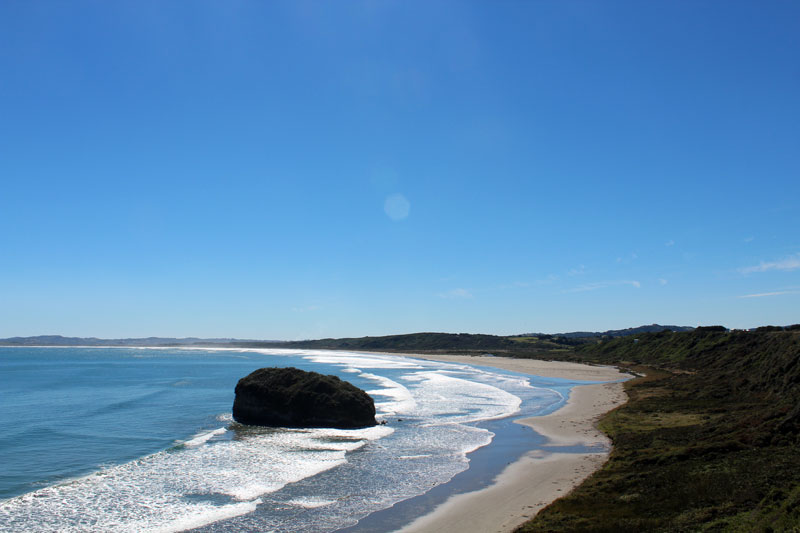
[232,367,376,429]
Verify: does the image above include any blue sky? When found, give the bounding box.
[1,1,798,339]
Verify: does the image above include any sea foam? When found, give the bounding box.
[0,424,393,532]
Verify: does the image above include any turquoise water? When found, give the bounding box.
[0,347,581,532]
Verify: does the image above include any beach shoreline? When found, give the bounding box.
[383,353,630,533]
[3,346,628,532]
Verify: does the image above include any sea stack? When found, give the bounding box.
[232,367,377,429]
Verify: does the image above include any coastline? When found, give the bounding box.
[3,346,629,532]
[389,353,629,533]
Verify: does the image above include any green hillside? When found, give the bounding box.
[518,327,800,532]
[238,331,588,357]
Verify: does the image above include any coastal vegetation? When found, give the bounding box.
[517,327,800,532]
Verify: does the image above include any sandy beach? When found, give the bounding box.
[394,354,630,533]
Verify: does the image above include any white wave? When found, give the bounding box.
[300,351,424,370]
[359,372,417,416]
[406,360,536,391]
[181,427,226,447]
[0,425,393,533]
[459,428,495,455]
[402,371,521,425]
[147,498,262,533]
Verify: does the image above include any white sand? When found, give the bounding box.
[391,354,629,533]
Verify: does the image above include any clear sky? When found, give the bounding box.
[1,1,798,339]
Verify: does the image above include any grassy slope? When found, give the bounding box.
[517,329,800,532]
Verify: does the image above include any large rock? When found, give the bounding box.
[232,367,377,429]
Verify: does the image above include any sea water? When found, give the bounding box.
[0,347,584,532]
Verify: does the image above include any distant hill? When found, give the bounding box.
[0,332,582,357]
[518,323,695,339]
[242,332,522,352]
[0,335,272,347]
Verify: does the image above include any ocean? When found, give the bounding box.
[0,347,591,532]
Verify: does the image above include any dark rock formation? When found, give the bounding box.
[232,367,377,429]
